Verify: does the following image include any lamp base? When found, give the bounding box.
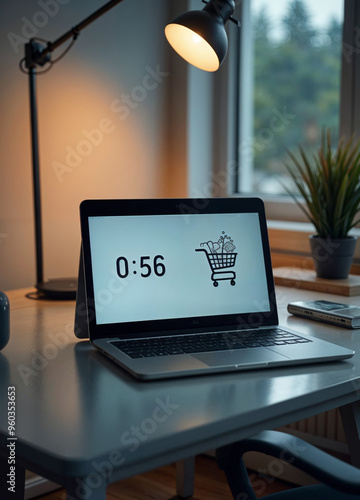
[36,278,77,300]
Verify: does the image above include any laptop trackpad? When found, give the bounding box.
[193,348,288,367]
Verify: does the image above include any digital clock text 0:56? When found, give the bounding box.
[116,255,166,278]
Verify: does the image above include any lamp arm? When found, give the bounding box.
[25,0,125,68]
[46,0,125,56]
[28,67,43,286]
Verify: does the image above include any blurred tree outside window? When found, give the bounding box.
[239,0,344,195]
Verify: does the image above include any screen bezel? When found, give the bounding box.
[79,197,278,341]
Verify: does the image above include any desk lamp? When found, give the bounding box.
[21,0,237,300]
[165,0,237,72]
[20,0,127,299]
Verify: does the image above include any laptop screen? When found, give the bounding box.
[80,198,278,339]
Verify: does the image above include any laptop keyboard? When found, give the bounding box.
[111,328,312,359]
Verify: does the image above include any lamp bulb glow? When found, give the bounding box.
[192,33,202,44]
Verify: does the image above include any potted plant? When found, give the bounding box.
[284,129,360,279]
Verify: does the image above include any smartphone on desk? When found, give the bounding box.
[288,300,360,329]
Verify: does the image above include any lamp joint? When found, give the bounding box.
[71,27,80,40]
[25,39,51,69]
[202,0,236,23]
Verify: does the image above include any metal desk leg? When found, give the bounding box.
[0,455,25,500]
[339,400,360,468]
[176,457,195,498]
[65,477,107,500]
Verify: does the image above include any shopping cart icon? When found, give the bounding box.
[196,248,237,287]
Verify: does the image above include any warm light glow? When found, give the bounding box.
[192,33,202,44]
[165,23,220,72]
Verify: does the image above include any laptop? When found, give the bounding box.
[76,197,354,380]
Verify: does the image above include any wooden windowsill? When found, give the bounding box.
[268,221,360,274]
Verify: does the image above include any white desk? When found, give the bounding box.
[0,286,360,499]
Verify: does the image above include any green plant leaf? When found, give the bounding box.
[284,128,360,238]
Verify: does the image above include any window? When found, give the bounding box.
[212,0,360,264]
[236,0,344,197]
[186,0,359,226]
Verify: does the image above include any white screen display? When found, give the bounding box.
[88,212,270,325]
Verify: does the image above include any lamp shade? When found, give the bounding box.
[165,11,227,72]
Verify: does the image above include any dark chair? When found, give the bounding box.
[216,430,360,500]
